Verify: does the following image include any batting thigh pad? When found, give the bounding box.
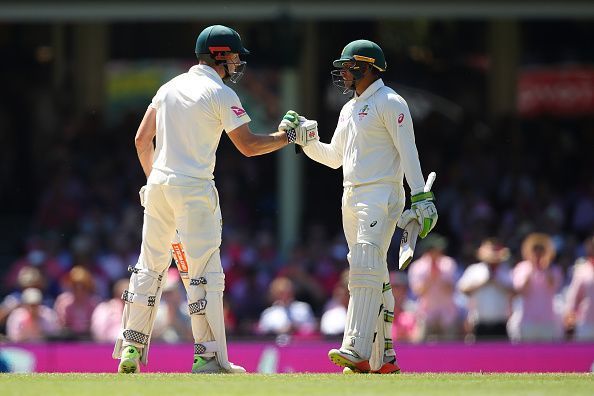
[342,243,384,360]
[369,275,396,371]
[113,266,167,364]
[187,251,234,371]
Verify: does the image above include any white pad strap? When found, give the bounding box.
[194,341,218,354]
[343,243,384,361]
[127,265,164,281]
[121,290,157,307]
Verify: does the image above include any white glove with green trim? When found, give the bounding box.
[397,191,438,239]
[279,110,300,143]
[295,116,319,146]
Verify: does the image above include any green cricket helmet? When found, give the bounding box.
[331,39,387,94]
[195,25,250,83]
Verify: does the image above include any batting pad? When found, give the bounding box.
[370,277,396,371]
[188,251,235,371]
[113,266,166,364]
[343,243,384,360]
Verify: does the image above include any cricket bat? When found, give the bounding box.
[398,172,436,270]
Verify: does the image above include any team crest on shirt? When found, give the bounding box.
[398,113,405,124]
[231,106,247,117]
[358,104,369,120]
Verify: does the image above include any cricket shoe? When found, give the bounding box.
[192,356,246,374]
[118,345,141,374]
[342,358,401,375]
[372,357,401,374]
[328,348,371,373]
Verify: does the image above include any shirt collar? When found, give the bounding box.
[189,64,224,83]
[355,78,384,100]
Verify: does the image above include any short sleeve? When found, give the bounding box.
[150,85,166,109]
[219,87,251,133]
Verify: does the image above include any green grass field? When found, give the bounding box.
[0,373,592,396]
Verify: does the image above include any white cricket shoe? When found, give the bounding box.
[328,348,371,373]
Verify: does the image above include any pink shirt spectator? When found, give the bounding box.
[408,253,458,329]
[512,260,562,324]
[54,291,99,336]
[6,305,60,342]
[565,258,594,340]
[508,259,563,341]
[90,298,124,343]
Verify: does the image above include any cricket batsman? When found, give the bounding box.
[114,25,315,374]
[290,40,438,373]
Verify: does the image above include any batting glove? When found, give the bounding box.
[295,116,319,146]
[397,191,438,239]
[279,110,300,143]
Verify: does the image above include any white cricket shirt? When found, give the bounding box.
[303,79,425,193]
[147,64,250,185]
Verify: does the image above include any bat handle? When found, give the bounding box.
[424,171,436,193]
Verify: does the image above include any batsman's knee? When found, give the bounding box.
[187,272,225,315]
[348,243,384,291]
[124,265,164,307]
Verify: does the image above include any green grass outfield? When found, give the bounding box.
[0,373,592,396]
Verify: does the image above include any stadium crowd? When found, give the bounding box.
[1,105,593,344]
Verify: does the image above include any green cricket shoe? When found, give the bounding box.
[118,345,141,374]
[192,355,247,374]
[192,356,225,374]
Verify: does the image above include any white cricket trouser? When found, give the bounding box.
[140,181,222,277]
[341,182,405,361]
[342,183,404,257]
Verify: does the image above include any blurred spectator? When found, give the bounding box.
[6,288,60,342]
[152,268,192,343]
[277,245,328,312]
[390,271,421,342]
[3,237,65,297]
[97,232,139,284]
[54,266,100,339]
[408,234,462,341]
[508,233,564,342]
[0,266,47,334]
[390,271,419,343]
[320,271,349,336]
[90,278,129,343]
[457,238,514,340]
[564,234,594,341]
[258,277,316,336]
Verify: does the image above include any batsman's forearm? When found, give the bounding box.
[303,140,342,169]
[248,131,289,156]
[137,144,154,178]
